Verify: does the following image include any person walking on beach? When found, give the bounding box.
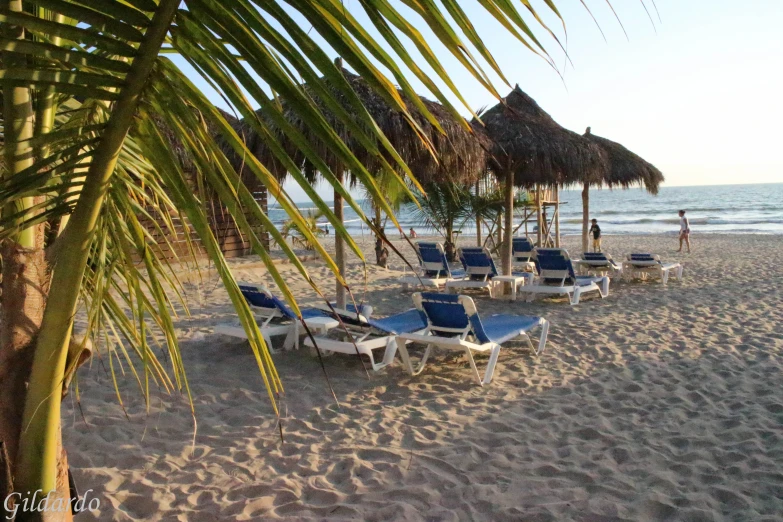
[589,218,602,252]
[677,210,691,253]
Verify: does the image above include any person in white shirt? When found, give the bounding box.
[677,209,691,253]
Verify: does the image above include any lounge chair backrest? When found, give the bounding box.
[512,237,535,261]
[536,255,578,285]
[417,242,452,277]
[581,252,615,266]
[414,292,491,344]
[238,284,294,319]
[536,247,571,260]
[628,253,661,266]
[458,247,498,279]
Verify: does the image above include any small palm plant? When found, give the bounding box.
[277,209,327,251]
[410,183,475,261]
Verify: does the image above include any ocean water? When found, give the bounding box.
[269,183,783,236]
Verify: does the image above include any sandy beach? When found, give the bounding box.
[63,233,783,521]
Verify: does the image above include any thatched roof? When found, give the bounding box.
[583,127,664,194]
[478,85,606,188]
[249,65,488,186]
[151,108,269,192]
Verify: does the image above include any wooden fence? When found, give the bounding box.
[138,187,270,263]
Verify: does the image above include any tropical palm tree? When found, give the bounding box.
[410,182,476,261]
[0,1,622,519]
[277,208,327,251]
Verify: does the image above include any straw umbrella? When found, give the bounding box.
[270,62,487,307]
[581,127,664,252]
[479,86,606,275]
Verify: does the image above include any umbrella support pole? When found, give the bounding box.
[334,178,346,309]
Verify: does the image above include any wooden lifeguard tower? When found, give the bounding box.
[474,179,561,250]
[517,185,561,248]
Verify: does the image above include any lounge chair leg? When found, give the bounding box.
[601,277,610,297]
[377,337,400,370]
[571,288,581,306]
[523,333,535,352]
[395,337,432,376]
[662,269,669,285]
[482,345,501,386]
[677,265,684,281]
[465,348,482,385]
[537,319,550,355]
[283,323,298,350]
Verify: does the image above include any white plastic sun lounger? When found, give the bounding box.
[394,292,549,386]
[573,252,623,278]
[399,241,465,291]
[512,237,537,272]
[303,308,427,371]
[445,247,534,298]
[622,253,683,285]
[518,248,609,305]
[213,283,327,350]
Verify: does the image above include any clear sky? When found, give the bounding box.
[175,0,783,202]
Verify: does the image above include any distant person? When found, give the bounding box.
[677,210,691,253]
[589,218,602,252]
[409,227,418,238]
[324,224,329,235]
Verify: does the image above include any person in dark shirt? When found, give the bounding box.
[589,218,602,252]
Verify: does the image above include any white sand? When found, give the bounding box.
[63,233,783,521]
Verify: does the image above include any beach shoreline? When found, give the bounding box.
[64,233,783,521]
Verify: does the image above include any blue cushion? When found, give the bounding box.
[368,309,426,334]
[459,250,498,277]
[419,292,470,331]
[513,237,534,251]
[479,314,541,344]
[239,284,326,320]
[419,293,539,345]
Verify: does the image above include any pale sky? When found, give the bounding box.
[175,0,783,202]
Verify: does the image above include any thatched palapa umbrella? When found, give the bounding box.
[263,60,487,307]
[581,127,664,252]
[479,86,607,275]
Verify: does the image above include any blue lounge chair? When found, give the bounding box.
[394,292,549,386]
[512,237,537,271]
[574,252,623,278]
[399,241,465,291]
[622,253,683,285]
[519,248,609,305]
[214,283,328,350]
[446,247,534,298]
[304,309,427,371]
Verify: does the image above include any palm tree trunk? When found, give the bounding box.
[0,1,66,517]
[334,176,346,308]
[14,2,181,516]
[502,169,514,275]
[373,205,387,267]
[582,182,589,253]
[475,181,482,246]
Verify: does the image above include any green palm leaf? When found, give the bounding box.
[0,0,640,508]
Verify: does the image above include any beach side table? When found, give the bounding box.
[282,316,340,350]
[492,274,530,301]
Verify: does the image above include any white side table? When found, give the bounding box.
[303,316,339,335]
[492,274,530,301]
[283,316,340,350]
